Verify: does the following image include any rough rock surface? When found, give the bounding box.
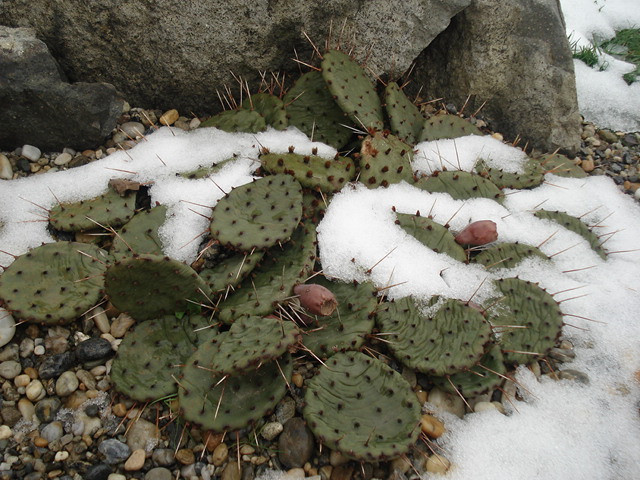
[0,27,123,151]
[407,0,582,152]
[0,0,470,112]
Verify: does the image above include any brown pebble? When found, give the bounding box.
[113,403,128,417]
[124,448,146,471]
[292,373,304,388]
[415,389,428,403]
[24,367,38,380]
[205,431,225,452]
[160,109,179,126]
[176,448,195,465]
[581,158,595,172]
[212,443,228,466]
[34,436,48,448]
[421,414,446,439]
[222,461,242,480]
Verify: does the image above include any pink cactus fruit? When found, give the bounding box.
[293,283,338,316]
[455,220,498,246]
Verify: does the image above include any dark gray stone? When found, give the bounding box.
[97,438,131,464]
[408,0,582,153]
[0,26,122,151]
[1,406,22,427]
[278,417,315,469]
[38,352,76,379]
[75,337,113,363]
[0,1,469,112]
[84,463,112,480]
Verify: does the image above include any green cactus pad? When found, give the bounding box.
[395,213,467,262]
[534,209,606,259]
[384,82,423,145]
[241,93,288,130]
[217,222,317,323]
[302,190,327,224]
[321,49,384,131]
[414,171,504,203]
[201,316,299,375]
[431,344,506,398]
[110,205,167,261]
[179,351,293,432]
[419,113,482,142]
[301,278,377,358]
[104,254,211,320]
[376,297,492,376]
[209,174,303,252]
[111,315,212,402]
[283,71,353,149]
[200,109,267,133]
[260,152,355,193]
[0,242,109,324]
[49,188,136,232]
[488,277,564,365]
[473,242,549,270]
[538,153,587,178]
[179,158,237,179]
[359,132,414,188]
[475,158,545,189]
[199,250,265,294]
[303,351,421,462]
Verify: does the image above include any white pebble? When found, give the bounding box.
[0,309,16,348]
[26,379,46,401]
[14,374,31,388]
[0,425,12,440]
[34,345,45,356]
[54,451,69,462]
[0,154,13,180]
[21,144,41,161]
[56,371,79,397]
[53,152,73,166]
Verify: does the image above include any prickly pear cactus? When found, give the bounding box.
[209,174,303,252]
[359,132,414,188]
[376,297,492,376]
[475,158,545,189]
[0,242,109,324]
[241,93,287,130]
[415,171,504,203]
[534,209,606,259]
[49,187,136,232]
[179,158,236,179]
[488,277,564,364]
[199,250,265,294]
[301,277,377,358]
[473,242,549,270]
[321,49,384,131]
[111,205,167,261]
[419,113,482,142]
[384,81,424,145]
[303,351,421,461]
[538,153,587,178]
[200,109,267,133]
[104,254,211,320]
[260,151,355,193]
[395,213,467,262]
[179,351,293,432]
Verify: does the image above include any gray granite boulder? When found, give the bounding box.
[407,0,582,153]
[0,0,470,112]
[0,27,123,151]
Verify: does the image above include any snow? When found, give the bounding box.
[560,0,640,131]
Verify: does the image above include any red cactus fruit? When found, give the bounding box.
[455,220,498,246]
[293,283,338,316]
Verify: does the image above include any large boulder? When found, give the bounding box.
[0,27,123,151]
[0,0,470,112]
[407,0,582,153]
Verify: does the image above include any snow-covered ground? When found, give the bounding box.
[561,0,640,131]
[1,2,639,480]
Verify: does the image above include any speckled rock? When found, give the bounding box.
[278,418,315,469]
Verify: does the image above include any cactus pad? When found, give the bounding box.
[321,49,384,131]
[538,153,587,178]
[283,71,353,149]
[209,174,303,252]
[376,297,492,376]
[473,242,549,270]
[179,352,293,432]
[199,250,265,294]
[384,82,423,145]
[217,222,317,323]
[475,158,544,189]
[534,210,606,259]
[260,152,355,193]
[200,109,267,133]
[301,278,377,358]
[241,93,287,130]
[414,171,504,203]
[488,278,564,364]
[104,254,211,320]
[49,188,136,232]
[359,132,414,188]
[0,242,109,324]
[395,213,467,262]
[303,351,421,461]
[111,205,167,261]
[419,113,482,142]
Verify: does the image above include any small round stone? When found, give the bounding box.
[98,438,131,464]
[14,373,30,387]
[124,449,146,471]
[26,379,46,401]
[0,425,12,440]
[420,414,445,439]
[76,337,114,363]
[175,448,195,465]
[21,144,41,162]
[35,397,62,422]
[152,449,175,467]
[0,309,16,348]
[54,451,69,462]
[145,467,173,480]
[426,454,451,474]
[0,360,21,379]
[261,421,283,441]
[56,371,79,396]
[53,152,73,166]
[40,421,64,443]
[212,443,228,466]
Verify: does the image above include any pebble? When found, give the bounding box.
[1,406,21,426]
[18,397,36,421]
[124,448,146,471]
[90,307,111,334]
[212,443,228,466]
[278,417,315,468]
[420,414,445,439]
[76,337,113,363]
[276,397,296,424]
[329,450,348,467]
[0,360,22,379]
[145,467,173,480]
[160,109,179,126]
[0,343,19,361]
[56,371,79,396]
[110,314,135,338]
[35,397,62,422]
[53,152,73,166]
[44,335,69,354]
[175,448,195,465]
[427,387,466,418]
[85,463,112,480]
[286,468,306,479]
[0,154,13,179]
[120,121,146,138]
[426,454,451,474]
[126,417,160,452]
[261,421,284,441]
[40,421,64,443]
[76,369,97,390]
[109,475,127,480]
[19,338,35,357]
[0,425,12,440]
[98,438,131,464]
[33,345,45,355]
[26,379,46,401]
[152,448,175,467]
[39,352,76,379]
[474,401,502,414]
[21,144,41,161]
[556,369,590,384]
[222,462,242,480]
[0,309,16,347]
